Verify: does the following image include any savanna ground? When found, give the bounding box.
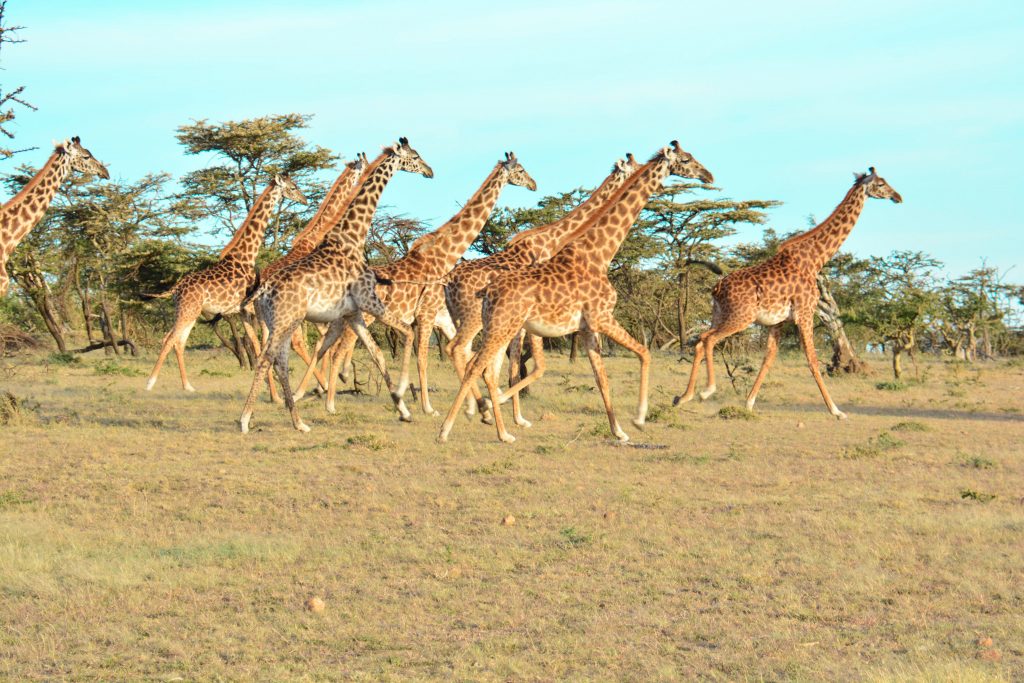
[1,341,1022,681]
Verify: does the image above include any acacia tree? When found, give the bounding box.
[0,1,36,160]
[176,114,336,255]
[5,168,198,352]
[936,264,1018,361]
[472,188,589,257]
[854,250,942,380]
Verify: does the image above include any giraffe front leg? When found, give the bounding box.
[591,316,651,429]
[795,313,846,419]
[348,313,413,422]
[580,328,629,442]
[501,333,545,428]
[746,324,782,411]
[674,331,708,406]
[482,344,516,443]
[413,315,439,416]
[273,327,311,433]
[146,297,201,392]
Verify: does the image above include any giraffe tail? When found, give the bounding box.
[139,288,175,301]
[684,258,724,275]
[239,269,266,310]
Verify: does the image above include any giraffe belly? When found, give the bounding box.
[306,294,355,323]
[524,311,582,338]
[756,306,792,326]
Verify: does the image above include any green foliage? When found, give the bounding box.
[717,406,758,420]
[558,527,591,548]
[875,381,906,391]
[48,352,80,365]
[176,113,336,252]
[891,421,928,432]
[959,489,996,503]
[844,431,904,459]
[93,359,143,376]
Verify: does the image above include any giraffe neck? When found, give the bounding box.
[515,167,632,262]
[420,164,507,270]
[566,158,669,269]
[288,165,359,256]
[778,183,867,271]
[321,152,399,251]
[218,183,282,265]
[2,150,73,249]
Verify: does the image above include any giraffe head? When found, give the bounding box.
[389,137,434,178]
[272,173,309,205]
[615,152,641,177]
[500,152,537,191]
[856,167,902,203]
[60,136,110,179]
[659,140,714,183]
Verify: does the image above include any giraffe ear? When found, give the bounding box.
[72,135,81,145]
[398,136,409,147]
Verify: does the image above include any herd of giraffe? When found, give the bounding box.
[1,136,903,444]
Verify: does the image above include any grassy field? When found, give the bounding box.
[1,344,1022,681]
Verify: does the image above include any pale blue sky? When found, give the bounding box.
[4,0,1022,276]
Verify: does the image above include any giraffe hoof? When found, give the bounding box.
[398,412,413,423]
[145,378,156,391]
[745,400,756,411]
[631,418,645,430]
[614,430,630,443]
[292,392,305,402]
[184,384,197,393]
[436,433,449,444]
[325,403,337,415]
[515,418,532,429]
[698,386,717,401]
[480,414,495,426]
[673,394,692,406]
[427,409,440,418]
[240,420,250,434]
[499,433,516,444]
[296,421,311,433]
[834,410,848,420]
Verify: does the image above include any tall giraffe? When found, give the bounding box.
[442,153,641,420]
[307,152,537,416]
[254,153,368,398]
[145,174,307,391]
[239,138,433,433]
[675,168,902,417]
[438,142,714,444]
[0,137,109,297]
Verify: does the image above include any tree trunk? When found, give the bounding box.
[816,275,866,374]
[210,320,245,367]
[892,346,903,380]
[677,267,690,353]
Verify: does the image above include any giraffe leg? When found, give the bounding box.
[674,330,709,406]
[273,326,311,433]
[413,315,440,416]
[291,324,331,400]
[481,342,516,443]
[590,315,651,429]
[794,314,846,419]
[258,317,282,403]
[348,313,413,422]
[501,333,545,428]
[579,328,629,442]
[745,324,783,411]
[240,317,298,433]
[292,333,327,402]
[447,321,491,421]
[699,322,750,401]
[147,296,201,392]
[439,329,519,444]
[172,323,197,392]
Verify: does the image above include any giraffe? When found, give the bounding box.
[674,167,902,417]
[0,137,109,297]
[438,142,714,444]
[239,138,433,433]
[442,153,641,422]
[304,152,537,416]
[254,153,368,399]
[145,174,307,391]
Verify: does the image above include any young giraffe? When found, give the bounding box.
[254,153,368,398]
[306,152,537,416]
[0,137,109,297]
[438,142,714,444]
[145,174,307,391]
[443,153,641,421]
[239,138,433,433]
[674,167,902,417]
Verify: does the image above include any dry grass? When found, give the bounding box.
[1,347,1022,681]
